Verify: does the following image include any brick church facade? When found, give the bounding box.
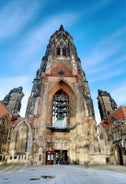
[25,25,101,165]
[0,25,125,165]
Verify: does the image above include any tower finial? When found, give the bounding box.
[59,24,64,31]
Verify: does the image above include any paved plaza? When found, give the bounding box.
[0,164,126,184]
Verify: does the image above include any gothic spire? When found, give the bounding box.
[59,24,64,31]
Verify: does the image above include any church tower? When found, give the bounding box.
[97,89,117,120]
[25,25,101,165]
[2,86,24,115]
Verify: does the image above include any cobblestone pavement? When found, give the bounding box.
[0,165,126,184]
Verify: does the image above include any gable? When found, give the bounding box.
[46,62,72,77]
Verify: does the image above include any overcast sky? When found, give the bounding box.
[0,0,125,123]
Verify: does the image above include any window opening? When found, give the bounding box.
[63,47,66,56]
[52,90,69,128]
[56,47,60,55]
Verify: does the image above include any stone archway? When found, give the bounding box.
[47,80,76,127]
[114,144,123,165]
[10,120,33,155]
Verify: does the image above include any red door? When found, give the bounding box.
[46,151,55,165]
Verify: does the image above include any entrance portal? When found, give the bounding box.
[55,150,68,164]
[46,151,55,165]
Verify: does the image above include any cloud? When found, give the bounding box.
[111,82,126,105]
[20,90,30,117]
[94,106,101,124]
[0,76,31,99]
[87,55,126,75]
[10,12,79,68]
[81,0,112,19]
[89,68,125,84]
[0,10,79,117]
[82,27,125,85]
[0,0,41,40]
[85,28,125,68]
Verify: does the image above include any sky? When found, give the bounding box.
[0,0,125,123]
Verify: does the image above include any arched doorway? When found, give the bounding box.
[114,144,123,165]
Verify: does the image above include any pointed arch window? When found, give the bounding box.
[52,90,69,128]
[63,47,66,56]
[56,47,60,55]
[15,122,28,155]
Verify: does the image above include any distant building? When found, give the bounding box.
[100,106,126,165]
[0,102,11,156]
[2,86,24,115]
[0,101,33,164]
[97,89,117,120]
[97,89,126,165]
